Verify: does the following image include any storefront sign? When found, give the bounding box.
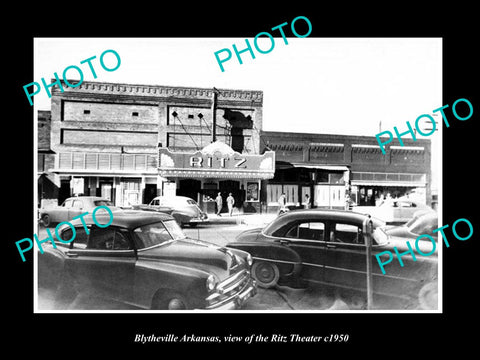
[158,145,275,179]
[189,155,247,169]
[70,177,84,195]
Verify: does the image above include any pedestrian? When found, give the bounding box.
[215,192,223,216]
[278,193,287,214]
[227,193,235,216]
[304,194,311,209]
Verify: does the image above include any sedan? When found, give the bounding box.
[133,196,208,227]
[385,211,438,241]
[39,196,121,227]
[354,200,433,224]
[38,210,256,310]
[227,209,437,309]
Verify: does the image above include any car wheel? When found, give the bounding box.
[152,292,189,310]
[251,261,280,288]
[42,214,51,227]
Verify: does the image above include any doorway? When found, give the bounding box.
[178,179,201,201]
[143,184,157,204]
[219,180,243,210]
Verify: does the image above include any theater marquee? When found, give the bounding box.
[158,141,275,180]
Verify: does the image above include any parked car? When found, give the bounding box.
[385,211,438,241]
[354,200,433,224]
[38,210,256,310]
[39,196,121,227]
[227,209,437,309]
[133,196,208,227]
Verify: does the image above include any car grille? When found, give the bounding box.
[205,269,251,307]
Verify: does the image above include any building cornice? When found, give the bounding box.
[51,80,263,103]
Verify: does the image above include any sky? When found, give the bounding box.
[33,37,442,137]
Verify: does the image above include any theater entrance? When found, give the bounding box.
[219,180,244,210]
[177,179,202,202]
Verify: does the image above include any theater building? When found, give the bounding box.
[39,79,431,214]
[44,80,272,212]
[260,131,432,211]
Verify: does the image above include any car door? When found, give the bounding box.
[323,222,370,291]
[68,199,85,221]
[64,225,136,304]
[276,219,327,283]
[54,199,73,223]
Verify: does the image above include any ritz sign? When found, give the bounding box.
[157,144,275,180]
[189,155,247,169]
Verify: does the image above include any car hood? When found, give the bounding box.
[136,238,241,279]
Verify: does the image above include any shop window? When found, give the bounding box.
[329,173,345,184]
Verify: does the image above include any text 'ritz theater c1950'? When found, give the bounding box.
[37,80,432,214]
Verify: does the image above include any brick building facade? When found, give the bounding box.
[43,80,266,210]
[37,79,432,213]
[260,131,432,211]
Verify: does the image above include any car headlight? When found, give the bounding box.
[246,253,253,267]
[206,274,218,291]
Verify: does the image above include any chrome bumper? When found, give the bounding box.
[204,277,257,310]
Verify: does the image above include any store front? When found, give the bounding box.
[158,141,275,214]
[350,171,427,206]
[50,151,160,207]
[265,163,350,211]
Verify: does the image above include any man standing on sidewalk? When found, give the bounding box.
[215,192,223,216]
[227,193,235,216]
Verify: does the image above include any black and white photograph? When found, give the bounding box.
[6,6,478,355]
[33,36,442,313]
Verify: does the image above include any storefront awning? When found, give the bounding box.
[291,164,349,171]
[351,172,427,187]
[158,142,275,180]
[351,180,426,187]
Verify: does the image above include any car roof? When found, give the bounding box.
[152,195,192,201]
[66,210,174,229]
[66,196,110,201]
[277,209,370,225]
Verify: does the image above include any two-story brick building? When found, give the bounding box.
[44,80,273,211]
[260,131,432,211]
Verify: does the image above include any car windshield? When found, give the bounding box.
[133,220,186,249]
[94,200,114,206]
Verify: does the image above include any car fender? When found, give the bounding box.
[226,241,302,276]
[38,246,67,289]
[133,259,210,309]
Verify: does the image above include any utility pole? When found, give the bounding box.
[211,87,219,143]
[365,219,374,309]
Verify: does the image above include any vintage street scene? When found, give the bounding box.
[35,38,440,312]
